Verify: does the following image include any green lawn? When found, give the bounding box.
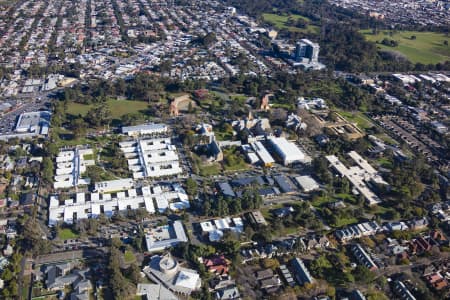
[58,228,79,240]
[311,196,335,208]
[124,250,136,264]
[361,30,450,64]
[67,99,150,119]
[191,153,222,176]
[333,216,359,228]
[83,153,95,160]
[339,111,373,130]
[199,163,222,176]
[375,133,399,146]
[376,157,393,169]
[262,13,319,34]
[223,147,249,172]
[215,130,234,141]
[271,103,295,110]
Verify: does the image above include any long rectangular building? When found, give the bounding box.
[291,258,314,285]
[351,243,378,271]
[250,141,274,167]
[122,123,168,136]
[15,111,51,134]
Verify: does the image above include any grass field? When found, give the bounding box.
[262,13,319,34]
[124,250,136,264]
[223,147,249,172]
[199,163,221,176]
[375,133,399,146]
[361,30,450,64]
[339,111,374,130]
[191,153,222,176]
[58,228,79,240]
[67,99,150,119]
[377,157,393,169]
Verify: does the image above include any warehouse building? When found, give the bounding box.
[273,175,295,193]
[268,137,305,165]
[1,111,53,140]
[15,111,51,134]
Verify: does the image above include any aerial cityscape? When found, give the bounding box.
[0,0,448,299]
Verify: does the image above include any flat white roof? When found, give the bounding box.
[348,151,377,175]
[122,123,167,134]
[326,154,382,205]
[269,137,305,164]
[48,184,188,225]
[295,176,319,191]
[120,137,182,179]
[175,269,200,290]
[251,141,275,164]
[94,178,134,193]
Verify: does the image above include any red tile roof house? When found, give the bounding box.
[203,255,230,276]
[433,279,448,291]
[425,272,449,291]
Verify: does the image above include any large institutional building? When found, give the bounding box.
[48,181,189,225]
[326,151,388,205]
[268,137,306,166]
[294,39,320,63]
[120,137,183,179]
[54,148,95,189]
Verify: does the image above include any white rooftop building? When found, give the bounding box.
[326,151,388,205]
[120,137,182,179]
[122,123,168,137]
[268,137,305,165]
[94,178,134,193]
[54,148,95,189]
[250,141,275,167]
[48,184,189,226]
[199,217,244,242]
[12,111,51,137]
[294,176,320,192]
[143,254,201,295]
[136,283,178,300]
[145,221,188,253]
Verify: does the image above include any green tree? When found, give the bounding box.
[309,255,332,278]
[185,178,198,198]
[71,117,87,138]
[86,103,111,127]
[41,157,54,184]
[127,263,141,285]
[353,265,375,284]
